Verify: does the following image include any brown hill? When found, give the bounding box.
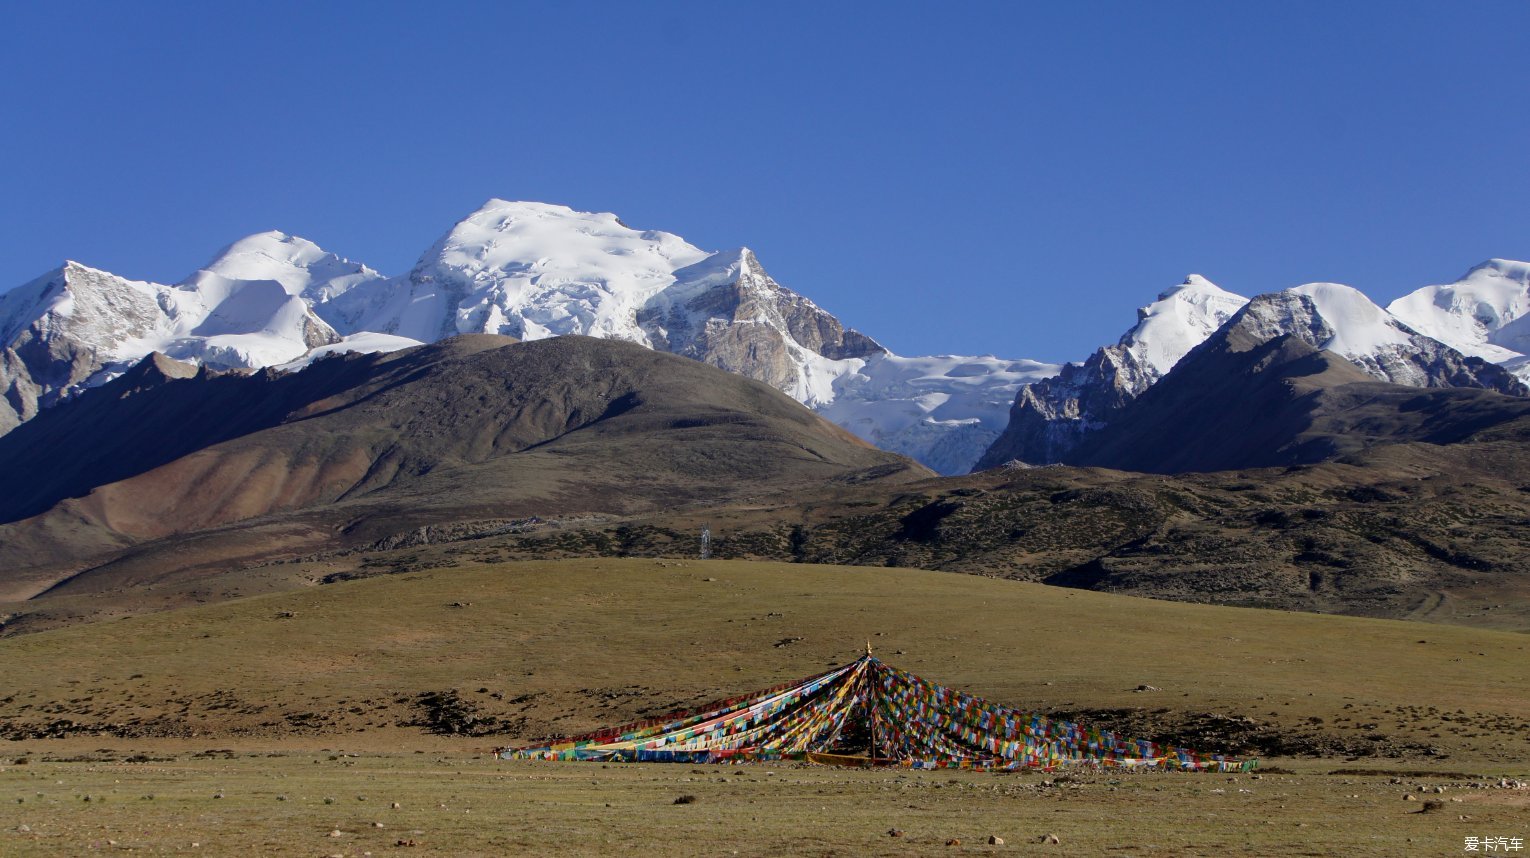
[0,334,927,601]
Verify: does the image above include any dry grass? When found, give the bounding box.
[1,559,1527,761]
[0,754,1524,856]
[1,558,1527,855]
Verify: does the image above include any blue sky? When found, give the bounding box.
[3,1,1528,362]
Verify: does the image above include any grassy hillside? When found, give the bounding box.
[1,559,1526,770]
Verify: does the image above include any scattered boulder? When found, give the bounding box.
[989,835,1005,845]
[673,795,697,805]
[1040,833,1061,844]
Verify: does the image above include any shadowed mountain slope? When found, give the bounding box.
[0,335,927,600]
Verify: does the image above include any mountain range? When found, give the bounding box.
[977,269,1530,469]
[0,202,1056,474]
[5,200,1529,477]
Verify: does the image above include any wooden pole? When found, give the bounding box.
[866,646,877,765]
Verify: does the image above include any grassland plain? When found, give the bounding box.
[2,559,1527,855]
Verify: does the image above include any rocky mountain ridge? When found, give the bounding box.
[979,266,1530,469]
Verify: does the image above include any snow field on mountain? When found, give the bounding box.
[1388,259,1530,366]
[1287,282,1413,357]
[820,353,1060,472]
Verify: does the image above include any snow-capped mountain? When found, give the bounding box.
[8,201,1523,475]
[312,201,883,406]
[0,202,1043,473]
[1387,259,1530,382]
[0,233,404,434]
[975,276,1248,469]
[976,271,1527,470]
[1234,283,1523,394]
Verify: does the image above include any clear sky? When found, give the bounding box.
[3,1,1528,362]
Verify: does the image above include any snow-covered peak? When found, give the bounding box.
[1466,257,1530,280]
[2,240,350,403]
[1221,283,1524,394]
[380,199,713,344]
[1157,273,1221,299]
[665,246,762,295]
[1119,274,1248,375]
[182,230,385,303]
[1287,282,1413,357]
[413,199,709,290]
[1,261,168,350]
[1388,258,1530,364]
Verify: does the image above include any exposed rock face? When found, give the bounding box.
[0,263,170,425]
[0,347,41,434]
[636,249,883,397]
[976,276,1246,469]
[975,344,1155,469]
